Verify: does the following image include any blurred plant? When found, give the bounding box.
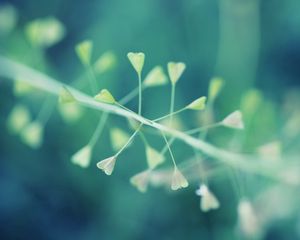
[0,3,18,36]
[1,12,300,240]
[25,17,65,49]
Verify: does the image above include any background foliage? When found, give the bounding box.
[1,0,300,239]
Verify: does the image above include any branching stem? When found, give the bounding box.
[116,124,143,156]
[0,56,296,185]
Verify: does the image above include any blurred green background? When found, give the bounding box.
[1,0,300,239]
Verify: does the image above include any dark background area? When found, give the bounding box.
[1,0,300,239]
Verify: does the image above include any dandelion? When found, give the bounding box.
[130,170,151,193]
[96,156,117,175]
[196,184,220,212]
[94,89,116,104]
[71,145,92,168]
[171,167,189,190]
[146,146,165,169]
[221,110,244,129]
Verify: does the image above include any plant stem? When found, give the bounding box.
[0,56,296,184]
[88,113,109,147]
[119,87,139,105]
[169,83,176,125]
[87,64,98,94]
[160,130,177,168]
[153,107,186,122]
[185,123,221,135]
[115,102,137,115]
[138,131,149,147]
[36,96,56,124]
[161,137,176,155]
[119,84,147,106]
[138,73,142,115]
[116,124,143,156]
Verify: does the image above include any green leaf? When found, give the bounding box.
[143,66,167,87]
[130,170,151,193]
[59,86,76,104]
[20,121,44,149]
[25,17,65,48]
[186,96,207,110]
[127,52,145,75]
[0,4,18,35]
[13,79,34,96]
[110,127,130,151]
[71,145,92,168]
[208,77,224,102]
[7,104,31,134]
[240,89,262,120]
[127,118,140,131]
[238,200,259,236]
[146,146,165,169]
[160,116,184,131]
[94,51,117,74]
[257,141,281,161]
[196,184,220,212]
[75,40,93,66]
[58,103,83,124]
[167,62,186,85]
[171,167,188,190]
[221,110,244,129]
[96,156,117,175]
[94,89,116,104]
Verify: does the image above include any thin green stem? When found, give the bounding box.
[116,124,143,156]
[87,64,98,94]
[138,73,142,115]
[153,107,187,122]
[85,63,106,148]
[169,83,176,125]
[138,131,149,147]
[88,113,109,147]
[191,101,216,182]
[186,123,221,135]
[160,130,177,168]
[160,137,176,155]
[115,102,137,115]
[36,96,56,124]
[119,85,147,106]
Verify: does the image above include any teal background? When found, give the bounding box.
[1,0,300,239]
